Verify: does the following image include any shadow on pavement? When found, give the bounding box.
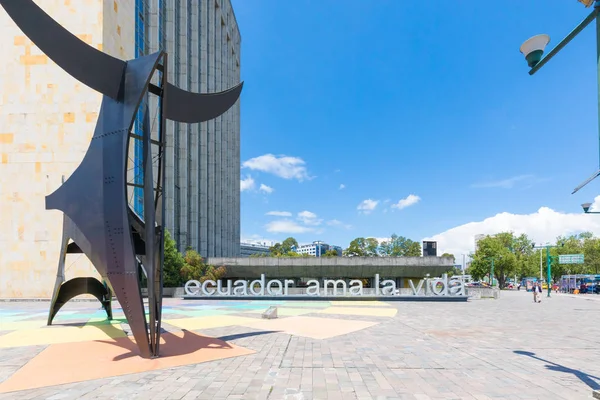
[218,330,280,342]
[514,350,600,390]
[97,329,232,361]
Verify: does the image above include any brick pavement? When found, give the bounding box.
[1,291,599,399]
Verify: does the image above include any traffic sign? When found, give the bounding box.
[559,254,584,264]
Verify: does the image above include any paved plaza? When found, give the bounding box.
[0,291,599,399]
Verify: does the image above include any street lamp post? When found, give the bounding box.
[582,202,600,213]
[520,1,600,194]
[533,243,563,297]
[539,247,543,282]
[485,257,497,286]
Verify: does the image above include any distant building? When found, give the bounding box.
[329,245,343,256]
[240,241,272,257]
[295,241,342,257]
[422,241,437,257]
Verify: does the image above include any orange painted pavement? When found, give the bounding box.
[0,330,254,394]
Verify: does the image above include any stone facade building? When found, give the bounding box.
[0,0,241,298]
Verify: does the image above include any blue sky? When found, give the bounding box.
[231,0,600,255]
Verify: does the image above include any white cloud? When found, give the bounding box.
[242,154,311,181]
[240,176,255,192]
[266,211,292,217]
[327,219,352,229]
[265,219,315,234]
[471,174,548,189]
[259,184,274,194]
[297,210,323,226]
[423,196,600,258]
[357,199,379,214]
[339,184,346,190]
[391,194,421,210]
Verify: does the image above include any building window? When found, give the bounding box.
[133,0,148,218]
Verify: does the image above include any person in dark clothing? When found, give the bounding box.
[533,282,542,303]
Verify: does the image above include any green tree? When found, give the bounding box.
[281,237,299,253]
[441,253,456,263]
[379,234,421,257]
[179,249,227,283]
[469,233,518,288]
[583,234,600,274]
[344,237,379,257]
[544,232,599,279]
[269,237,299,256]
[447,265,463,276]
[509,233,536,279]
[323,249,340,257]
[249,253,269,258]
[163,230,185,287]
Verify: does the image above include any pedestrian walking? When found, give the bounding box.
[533,282,542,303]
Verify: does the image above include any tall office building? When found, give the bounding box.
[0,0,240,298]
[134,0,241,257]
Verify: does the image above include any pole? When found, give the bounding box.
[540,248,543,281]
[490,258,495,286]
[597,10,600,168]
[546,245,552,297]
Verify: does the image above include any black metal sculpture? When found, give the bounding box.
[0,0,243,358]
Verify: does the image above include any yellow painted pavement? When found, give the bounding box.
[0,320,48,331]
[0,323,126,348]
[317,306,398,317]
[243,307,321,317]
[241,316,378,340]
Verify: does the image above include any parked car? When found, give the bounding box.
[466,281,491,288]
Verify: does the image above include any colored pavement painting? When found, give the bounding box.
[0,299,396,393]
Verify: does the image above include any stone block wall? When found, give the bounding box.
[0,0,133,298]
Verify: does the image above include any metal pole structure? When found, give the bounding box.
[547,245,552,297]
[490,258,495,286]
[540,248,543,281]
[529,7,600,76]
[524,2,600,195]
[597,13,600,167]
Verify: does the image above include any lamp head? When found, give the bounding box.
[520,34,550,68]
[582,202,593,213]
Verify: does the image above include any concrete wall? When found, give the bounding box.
[0,0,132,298]
[205,257,455,279]
[466,287,500,300]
